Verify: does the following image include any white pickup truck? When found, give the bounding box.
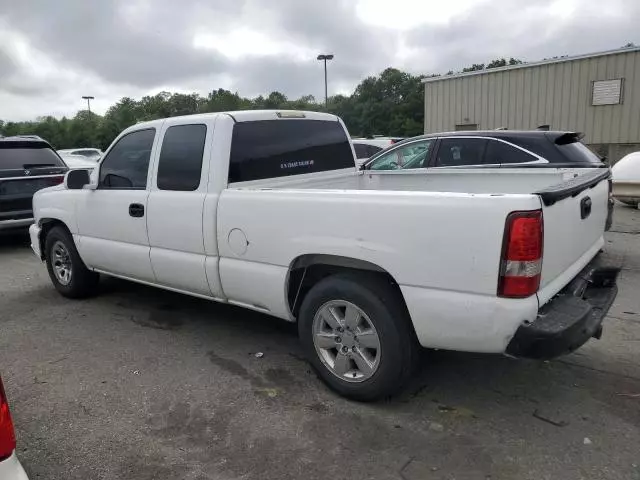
[29,110,619,401]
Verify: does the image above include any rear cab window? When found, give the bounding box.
[157,124,207,191]
[229,119,354,183]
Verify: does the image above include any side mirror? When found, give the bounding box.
[65,169,90,189]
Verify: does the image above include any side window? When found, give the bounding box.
[368,140,433,171]
[435,138,487,167]
[99,129,156,189]
[353,143,369,159]
[485,140,538,165]
[157,124,207,191]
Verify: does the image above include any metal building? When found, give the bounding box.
[422,46,640,162]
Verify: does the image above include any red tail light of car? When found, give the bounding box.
[46,175,65,186]
[498,210,544,298]
[0,375,16,461]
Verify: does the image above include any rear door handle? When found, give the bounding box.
[129,203,145,218]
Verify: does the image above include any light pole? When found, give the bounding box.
[317,54,334,108]
[82,96,95,114]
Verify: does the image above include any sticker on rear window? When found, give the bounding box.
[280,160,315,170]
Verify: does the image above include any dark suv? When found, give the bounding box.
[0,136,68,233]
[361,130,614,229]
[362,130,606,170]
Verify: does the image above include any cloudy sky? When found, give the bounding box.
[0,0,637,120]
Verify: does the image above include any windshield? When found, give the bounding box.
[0,146,66,170]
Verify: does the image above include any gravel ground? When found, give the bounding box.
[1,204,639,480]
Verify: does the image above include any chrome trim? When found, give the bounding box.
[0,218,33,230]
[0,174,65,181]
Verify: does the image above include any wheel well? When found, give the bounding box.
[39,219,71,259]
[286,254,407,319]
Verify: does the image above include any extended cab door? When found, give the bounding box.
[76,128,157,281]
[146,118,220,297]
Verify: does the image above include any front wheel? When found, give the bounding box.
[298,274,417,401]
[45,226,99,298]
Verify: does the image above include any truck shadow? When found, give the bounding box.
[94,276,612,409]
[96,276,299,339]
[29,273,636,429]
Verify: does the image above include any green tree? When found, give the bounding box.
[264,91,288,108]
[462,63,485,72]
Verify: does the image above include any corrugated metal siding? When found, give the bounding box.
[424,50,640,144]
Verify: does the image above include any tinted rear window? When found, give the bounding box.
[557,142,603,166]
[157,124,207,191]
[229,120,354,183]
[0,145,65,170]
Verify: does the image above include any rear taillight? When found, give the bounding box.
[498,210,543,298]
[47,175,65,186]
[0,376,16,461]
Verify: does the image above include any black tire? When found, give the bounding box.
[298,273,418,401]
[45,226,99,298]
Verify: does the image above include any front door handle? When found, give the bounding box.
[129,203,145,218]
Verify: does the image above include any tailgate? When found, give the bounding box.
[535,169,610,305]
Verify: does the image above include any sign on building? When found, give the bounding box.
[592,79,623,105]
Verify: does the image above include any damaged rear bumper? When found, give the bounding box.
[506,252,620,359]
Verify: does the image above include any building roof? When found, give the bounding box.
[422,45,640,84]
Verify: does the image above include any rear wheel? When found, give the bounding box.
[298,273,417,401]
[45,226,99,298]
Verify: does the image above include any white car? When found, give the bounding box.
[58,153,96,170]
[29,110,618,401]
[0,375,29,480]
[56,148,102,162]
[612,152,640,206]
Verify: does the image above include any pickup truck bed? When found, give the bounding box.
[29,110,618,401]
[221,167,611,352]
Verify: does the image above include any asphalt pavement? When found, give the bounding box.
[1,205,639,480]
